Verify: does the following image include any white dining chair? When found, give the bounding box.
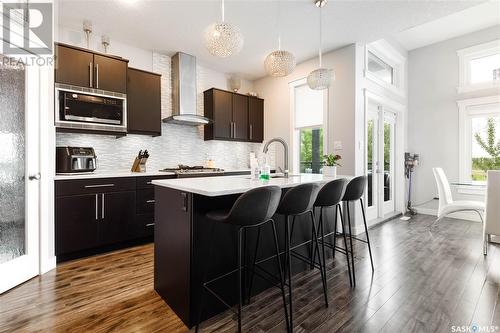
[432,167,486,253]
[484,170,500,255]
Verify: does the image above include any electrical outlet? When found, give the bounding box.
[333,141,343,150]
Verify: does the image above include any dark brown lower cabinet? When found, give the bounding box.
[56,194,100,255]
[55,175,176,261]
[101,191,136,244]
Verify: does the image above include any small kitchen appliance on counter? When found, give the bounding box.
[56,147,97,174]
[159,165,224,178]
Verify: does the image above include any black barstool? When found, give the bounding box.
[342,176,374,287]
[277,182,328,330]
[195,186,289,333]
[311,178,353,287]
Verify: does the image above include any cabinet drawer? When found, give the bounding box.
[56,177,136,196]
[136,175,176,189]
[137,188,155,214]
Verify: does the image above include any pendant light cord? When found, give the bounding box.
[319,5,323,67]
[221,0,225,22]
[277,0,281,50]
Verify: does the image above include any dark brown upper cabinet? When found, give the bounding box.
[232,94,249,140]
[54,44,94,88]
[93,54,128,93]
[55,43,128,94]
[204,88,264,142]
[248,97,264,142]
[127,68,162,136]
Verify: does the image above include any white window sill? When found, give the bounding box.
[457,82,500,94]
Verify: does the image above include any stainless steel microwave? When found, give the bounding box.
[55,87,127,133]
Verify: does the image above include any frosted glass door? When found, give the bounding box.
[0,62,26,264]
[0,57,40,293]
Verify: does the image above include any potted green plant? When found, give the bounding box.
[323,154,342,177]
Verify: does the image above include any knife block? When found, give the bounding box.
[131,157,148,172]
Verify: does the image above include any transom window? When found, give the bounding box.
[457,39,500,93]
[367,51,394,85]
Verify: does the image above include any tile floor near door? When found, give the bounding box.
[0,214,498,333]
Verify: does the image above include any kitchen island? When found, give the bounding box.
[152,174,347,328]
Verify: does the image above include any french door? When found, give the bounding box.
[366,104,396,220]
[0,58,41,293]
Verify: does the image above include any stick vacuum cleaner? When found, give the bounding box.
[404,152,419,216]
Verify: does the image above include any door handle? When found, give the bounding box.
[233,122,236,137]
[95,194,99,220]
[249,124,253,140]
[101,193,105,219]
[28,173,41,181]
[89,62,93,88]
[146,199,155,203]
[95,63,99,89]
[146,223,155,227]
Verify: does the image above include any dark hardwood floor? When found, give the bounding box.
[1,214,498,333]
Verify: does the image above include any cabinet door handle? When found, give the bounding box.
[84,184,114,188]
[146,199,155,203]
[95,194,98,220]
[89,62,93,88]
[101,193,105,219]
[249,124,253,140]
[181,192,188,212]
[233,122,237,138]
[146,223,155,227]
[95,63,99,89]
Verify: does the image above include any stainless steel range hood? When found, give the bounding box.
[163,52,212,126]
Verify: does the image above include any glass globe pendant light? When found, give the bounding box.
[265,38,296,77]
[204,0,244,58]
[307,0,334,90]
[264,2,296,77]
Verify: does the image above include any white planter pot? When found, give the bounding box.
[323,166,337,177]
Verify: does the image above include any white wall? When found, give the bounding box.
[253,44,358,176]
[408,25,500,207]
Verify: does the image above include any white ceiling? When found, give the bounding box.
[58,0,488,80]
[394,1,500,50]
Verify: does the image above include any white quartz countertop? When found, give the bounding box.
[152,174,353,197]
[53,169,253,180]
[54,170,176,180]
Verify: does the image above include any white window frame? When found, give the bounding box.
[457,39,500,94]
[289,78,328,174]
[365,40,406,97]
[457,95,500,190]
